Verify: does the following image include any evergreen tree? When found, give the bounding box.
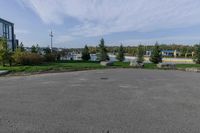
[98,38,109,61]
[193,44,200,64]
[137,45,144,63]
[116,44,125,62]
[81,45,91,61]
[31,45,37,53]
[150,42,162,64]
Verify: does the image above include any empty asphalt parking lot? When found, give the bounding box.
[0,69,200,133]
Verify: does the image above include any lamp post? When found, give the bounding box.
[49,31,53,52]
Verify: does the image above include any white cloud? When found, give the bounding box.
[20,0,200,38]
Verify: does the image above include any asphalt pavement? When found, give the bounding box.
[0,69,200,133]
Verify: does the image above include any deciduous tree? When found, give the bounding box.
[0,37,12,66]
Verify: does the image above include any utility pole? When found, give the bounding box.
[49,30,53,52]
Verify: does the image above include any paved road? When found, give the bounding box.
[0,69,200,133]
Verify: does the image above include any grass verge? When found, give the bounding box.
[0,61,199,75]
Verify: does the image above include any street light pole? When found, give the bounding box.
[49,31,53,52]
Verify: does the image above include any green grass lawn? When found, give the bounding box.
[112,62,157,69]
[176,64,200,69]
[144,63,200,69]
[0,61,105,73]
[0,61,153,73]
[0,61,199,74]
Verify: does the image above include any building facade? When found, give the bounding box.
[0,18,17,51]
[145,50,180,57]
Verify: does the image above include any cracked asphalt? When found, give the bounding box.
[0,69,200,133]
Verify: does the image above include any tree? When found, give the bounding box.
[82,45,91,61]
[43,47,56,62]
[193,44,200,64]
[150,42,162,64]
[31,44,40,54]
[31,45,37,53]
[116,44,125,62]
[137,45,144,63]
[19,42,25,52]
[36,44,40,54]
[0,37,12,66]
[43,47,51,54]
[12,48,24,65]
[98,38,109,61]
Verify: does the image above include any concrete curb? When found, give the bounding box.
[185,68,200,73]
[0,70,10,76]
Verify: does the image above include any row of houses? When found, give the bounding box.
[0,18,18,51]
[146,50,184,57]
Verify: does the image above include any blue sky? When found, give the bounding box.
[1,0,200,48]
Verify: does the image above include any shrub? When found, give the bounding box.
[13,51,43,65]
[44,53,56,62]
[12,48,24,64]
[43,47,57,62]
[22,53,43,65]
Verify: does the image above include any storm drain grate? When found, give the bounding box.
[100,77,109,80]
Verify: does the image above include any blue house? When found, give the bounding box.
[161,50,175,56]
[145,50,180,57]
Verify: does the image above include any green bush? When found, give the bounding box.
[44,53,56,62]
[13,51,43,65]
[12,49,24,64]
[22,53,43,65]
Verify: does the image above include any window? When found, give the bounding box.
[3,24,9,39]
[9,25,12,40]
[0,22,3,36]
